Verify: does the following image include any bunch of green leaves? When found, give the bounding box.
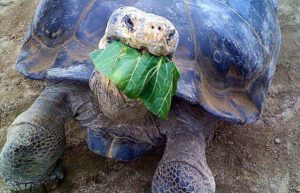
[89,41,180,119]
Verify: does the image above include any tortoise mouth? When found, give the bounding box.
[106,36,175,58]
[106,36,155,55]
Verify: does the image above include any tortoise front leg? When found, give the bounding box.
[152,131,215,193]
[152,103,216,193]
[0,81,75,191]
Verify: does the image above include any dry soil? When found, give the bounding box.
[0,0,299,192]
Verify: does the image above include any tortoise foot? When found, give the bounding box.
[1,162,63,193]
[152,161,215,193]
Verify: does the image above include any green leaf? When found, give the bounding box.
[89,42,124,76]
[89,41,180,119]
[140,57,180,119]
[109,45,159,98]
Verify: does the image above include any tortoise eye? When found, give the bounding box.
[167,30,176,41]
[123,15,134,31]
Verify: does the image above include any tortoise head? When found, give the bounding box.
[98,6,179,56]
[91,7,179,122]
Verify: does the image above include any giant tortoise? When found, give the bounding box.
[0,0,281,192]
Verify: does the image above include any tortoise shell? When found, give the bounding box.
[16,0,281,124]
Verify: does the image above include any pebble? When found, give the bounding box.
[274,138,281,144]
[295,186,300,193]
[228,141,234,145]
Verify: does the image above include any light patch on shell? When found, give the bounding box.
[46,64,91,80]
[99,6,179,56]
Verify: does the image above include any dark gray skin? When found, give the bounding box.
[0,81,217,193]
[0,7,218,193]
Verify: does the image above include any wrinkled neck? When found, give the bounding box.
[158,99,218,141]
[89,69,149,122]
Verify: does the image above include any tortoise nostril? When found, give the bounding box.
[123,15,134,31]
[106,36,114,43]
[167,30,176,42]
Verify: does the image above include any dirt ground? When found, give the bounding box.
[0,0,299,192]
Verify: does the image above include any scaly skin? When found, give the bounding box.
[0,81,76,191]
[0,7,217,193]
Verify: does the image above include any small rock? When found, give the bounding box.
[228,141,234,145]
[274,138,281,144]
[295,186,300,193]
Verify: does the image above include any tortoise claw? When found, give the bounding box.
[42,178,60,193]
[10,180,60,193]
